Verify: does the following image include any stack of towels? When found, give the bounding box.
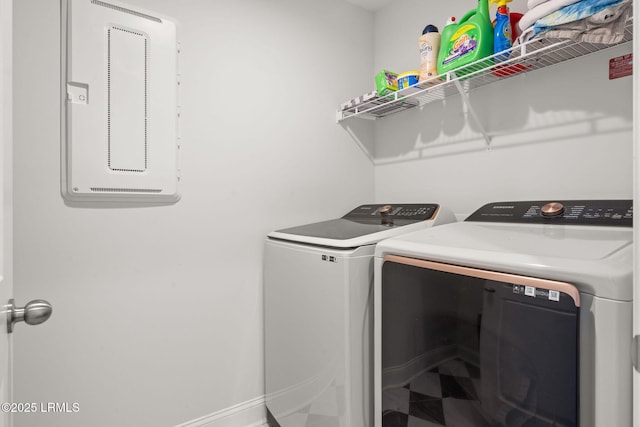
[517,0,632,45]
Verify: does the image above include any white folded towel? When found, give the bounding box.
[519,0,583,31]
[535,0,631,43]
[527,0,550,8]
[517,0,630,46]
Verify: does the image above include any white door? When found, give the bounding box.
[0,3,54,425]
[0,0,12,425]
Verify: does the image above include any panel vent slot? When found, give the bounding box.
[107,26,148,173]
[90,187,162,193]
[90,0,161,23]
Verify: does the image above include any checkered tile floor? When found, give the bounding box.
[382,358,489,427]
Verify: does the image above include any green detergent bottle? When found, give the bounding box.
[437,0,494,76]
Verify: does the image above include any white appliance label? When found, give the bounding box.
[548,290,560,302]
[525,286,536,297]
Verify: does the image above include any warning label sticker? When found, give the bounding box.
[512,284,561,302]
[609,53,632,80]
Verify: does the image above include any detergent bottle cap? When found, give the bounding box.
[422,24,439,35]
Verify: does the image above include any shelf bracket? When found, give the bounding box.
[451,72,492,149]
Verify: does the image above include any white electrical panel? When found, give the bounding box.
[62,0,180,203]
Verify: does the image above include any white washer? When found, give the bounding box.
[264,204,456,427]
[373,200,633,427]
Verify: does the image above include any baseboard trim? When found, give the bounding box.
[174,395,268,427]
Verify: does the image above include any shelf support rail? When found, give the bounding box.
[450,72,492,149]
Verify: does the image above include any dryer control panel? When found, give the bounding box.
[466,200,633,227]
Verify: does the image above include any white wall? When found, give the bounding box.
[370,0,633,217]
[12,1,374,426]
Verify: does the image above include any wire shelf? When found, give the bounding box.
[337,17,633,122]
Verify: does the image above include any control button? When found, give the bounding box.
[541,202,565,217]
[379,205,393,216]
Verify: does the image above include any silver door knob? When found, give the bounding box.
[7,299,52,333]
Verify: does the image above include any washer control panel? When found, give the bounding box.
[343,204,438,222]
[465,200,632,226]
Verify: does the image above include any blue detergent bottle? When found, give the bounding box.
[491,0,512,61]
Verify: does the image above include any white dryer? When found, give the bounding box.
[373,200,633,427]
[264,204,456,427]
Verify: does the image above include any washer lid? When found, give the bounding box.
[272,218,399,241]
[268,204,450,248]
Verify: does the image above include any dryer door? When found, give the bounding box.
[378,256,580,427]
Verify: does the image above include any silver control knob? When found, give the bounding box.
[541,202,565,217]
[379,205,393,216]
